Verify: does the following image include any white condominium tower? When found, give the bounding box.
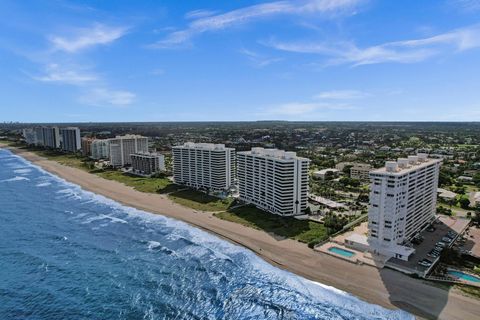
[23,126,60,148]
[172,142,235,192]
[59,127,81,152]
[237,148,309,216]
[108,135,148,167]
[368,154,442,260]
[90,139,110,160]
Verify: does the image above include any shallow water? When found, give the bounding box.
[0,149,412,319]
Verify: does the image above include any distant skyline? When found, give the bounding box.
[1,0,479,122]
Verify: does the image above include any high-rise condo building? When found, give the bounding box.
[23,127,60,148]
[131,152,165,176]
[237,148,309,216]
[41,127,60,149]
[108,135,148,167]
[81,137,95,156]
[368,154,442,260]
[91,139,110,160]
[172,142,235,191]
[59,127,81,153]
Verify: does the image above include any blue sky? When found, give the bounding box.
[1,0,479,122]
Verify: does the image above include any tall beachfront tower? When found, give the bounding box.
[59,127,81,152]
[237,148,309,216]
[172,142,235,192]
[368,154,442,260]
[108,135,148,167]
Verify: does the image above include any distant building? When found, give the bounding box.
[237,148,309,216]
[59,127,81,153]
[131,152,165,176]
[350,163,372,182]
[23,126,60,148]
[368,154,442,260]
[41,127,60,149]
[172,142,235,191]
[22,128,37,145]
[81,137,95,156]
[91,139,110,160]
[313,168,339,180]
[108,135,148,167]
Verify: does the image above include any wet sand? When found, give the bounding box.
[3,144,479,320]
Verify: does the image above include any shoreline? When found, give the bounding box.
[3,144,480,319]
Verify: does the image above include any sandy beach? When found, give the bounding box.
[3,144,479,320]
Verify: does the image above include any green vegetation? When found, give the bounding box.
[168,189,234,211]
[214,205,329,245]
[97,170,174,193]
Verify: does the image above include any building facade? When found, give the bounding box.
[23,126,60,148]
[237,148,309,216]
[367,154,442,260]
[172,142,235,191]
[91,139,110,160]
[81,137,94,156]
[350,163,372,181]
[108,135,148,167]
[131,152,165,176]
[59,127,81,153]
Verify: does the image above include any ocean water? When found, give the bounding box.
[0,149,412,320]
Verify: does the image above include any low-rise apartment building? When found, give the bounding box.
[131,152,165,176]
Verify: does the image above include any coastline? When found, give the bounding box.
[3,144,479,319]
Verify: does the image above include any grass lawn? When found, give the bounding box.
[214,205,329,243]
[97,170,174,193]
[168,189,234,212]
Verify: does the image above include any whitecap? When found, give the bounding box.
[14,168,32,174]
[36,182,52,187]
[0,176,30,182]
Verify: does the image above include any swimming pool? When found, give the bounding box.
[328,247,356,258]
[448,270,480,283]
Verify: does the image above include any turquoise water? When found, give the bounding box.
[448,270,480,283]
[328,247,356,258]
[0,149,412,319]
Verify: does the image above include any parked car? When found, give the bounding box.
[437,242,447,247]
[442,237,452,243]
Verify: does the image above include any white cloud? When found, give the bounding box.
[49,23,128,52]
[81,88,135,107]
[239,48,283,67]
[31,64,97,85]
[266,23,480,66]
[314,89,369,99]
[265,102,354,116]
[152,0,363,48]
[449,0,480,12]
[184,9,217,20]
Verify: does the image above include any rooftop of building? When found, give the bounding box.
[131,152,163,157]
[238,147,309,161]
[371,154,442,175]
[111,134,147,139]
[173,142,234,151]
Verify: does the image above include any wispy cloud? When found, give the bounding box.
[49,23,128,52]
[260,89,366,116]
[184,9,218,20]
[449,0,480,12]
[314,89,369,99]
[80,88,135,107]
[266,23,480,65]
[152,0,364,48]
[30,64,97,85]
[239,48,283,67]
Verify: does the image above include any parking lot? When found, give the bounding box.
[387,216,470,275]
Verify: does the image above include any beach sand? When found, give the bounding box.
[3,144,479,320]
